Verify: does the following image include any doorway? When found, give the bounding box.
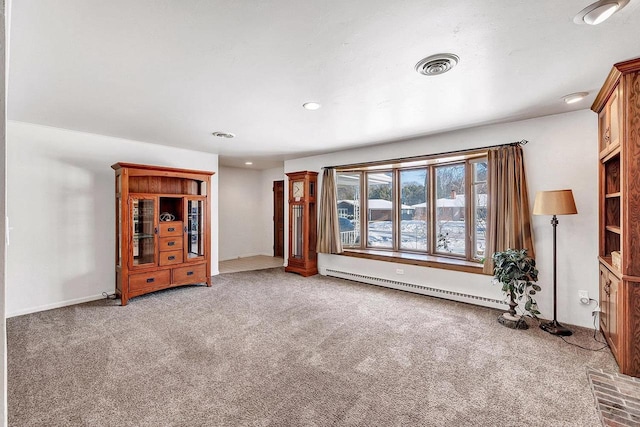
[273,180,284,257]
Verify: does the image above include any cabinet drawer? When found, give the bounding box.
[160,250,183,266]
[159,236,183,251]
[129,270,170,292]
[173,264,207,285]
[159,221,183,237]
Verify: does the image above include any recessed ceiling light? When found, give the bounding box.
[573,0,629,25]
[415,53,460,76]
[212,131,235,139]
[245,161,253,166]
[563,92,589,104]
[303,102,321,110]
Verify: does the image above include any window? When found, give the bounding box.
[471,159,488,260]
[336,152,488,266]
[400,169,427,250]
[435,163,465,256]
[336,172,361,246]
[367,172,393,248]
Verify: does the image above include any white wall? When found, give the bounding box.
[1,2,8,425]
[285,110,598,328]
[6,121,219,317]
[218,165,284,261]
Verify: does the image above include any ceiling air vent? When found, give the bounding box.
[212,132,236,139]
[415,53,460,76]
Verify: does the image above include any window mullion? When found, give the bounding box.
[428,165,435,254]
[362,172,368,249]
[465,160,473,261]
[393,169,399,251]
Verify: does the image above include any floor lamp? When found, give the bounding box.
[532,189,578,336]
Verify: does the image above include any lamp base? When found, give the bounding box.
[540,320,572,336]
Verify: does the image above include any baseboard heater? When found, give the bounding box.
[324,269,507,309]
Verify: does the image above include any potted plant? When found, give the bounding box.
[492,248,541,329]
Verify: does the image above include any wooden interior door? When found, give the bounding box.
[273,180,285,257]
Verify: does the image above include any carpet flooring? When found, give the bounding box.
[8,267,618,426]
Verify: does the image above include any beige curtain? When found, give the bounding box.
[482,145,535,274]
[317,168,343,254]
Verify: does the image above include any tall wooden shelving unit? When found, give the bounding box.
[592,57,640,376]
[112,163,214,305]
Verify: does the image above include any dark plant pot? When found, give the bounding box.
[498,313,529,329]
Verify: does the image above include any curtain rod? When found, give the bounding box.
[322,139,528,170]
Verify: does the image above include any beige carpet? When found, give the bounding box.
[8,267,617,426]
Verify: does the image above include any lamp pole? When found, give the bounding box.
[540,214,572,336]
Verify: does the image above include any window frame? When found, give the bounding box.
[335,151,488,270]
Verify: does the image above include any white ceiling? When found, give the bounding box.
[8,1,640,169]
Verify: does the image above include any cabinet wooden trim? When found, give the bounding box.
[160,221,184,236]
[112,162,214,179]
[129,270,171,292]
[594,57,640,377]
[173,263,207,285]
[159,250,183,266]
[112,163,214,305]
[159,237,183,251]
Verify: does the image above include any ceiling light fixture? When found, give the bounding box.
[562,92,589,104]
[245,161,253,166]
[303,102,321,110]
[573,0,629,25]
[415,53,460,76]
[212,131,236,139]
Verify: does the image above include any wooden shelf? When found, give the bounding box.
[605,225,621,234]
[600,144,621,162]
[112,162,214,305]
[599,256,622,279]
[593,57,640,377]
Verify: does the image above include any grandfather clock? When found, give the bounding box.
[285,171,318,277]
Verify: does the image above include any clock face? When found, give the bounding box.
[292,181,304,199]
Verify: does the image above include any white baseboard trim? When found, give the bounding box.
[6,293,108,318]
[323,268,507,311]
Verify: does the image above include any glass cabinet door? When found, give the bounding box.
[131,197,156,266]
[187,199,205,259]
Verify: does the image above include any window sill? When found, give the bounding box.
[339,249,489,275]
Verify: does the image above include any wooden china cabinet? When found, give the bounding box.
[112,163,214,305]
[285,171,318,276]
[592,57,640,376]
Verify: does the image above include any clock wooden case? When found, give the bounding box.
[112,162,214,305]
[285,171,318,277]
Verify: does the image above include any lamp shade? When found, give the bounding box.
[532,190,578,215]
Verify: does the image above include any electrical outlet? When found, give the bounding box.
[396,268,404,275]
[578,290,589,305]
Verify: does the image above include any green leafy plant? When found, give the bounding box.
[492,248,541,318]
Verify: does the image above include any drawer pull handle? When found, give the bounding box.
[168,227,175,232]
[146,278,155,283]
[168,241,175,246]
[187,271,194,276]
[168,256,176,260]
